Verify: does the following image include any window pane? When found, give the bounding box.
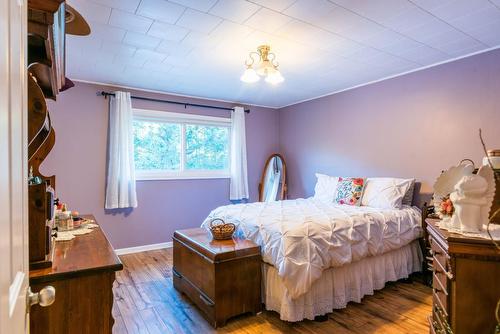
[185,124,229,170]
[133,120,181,170]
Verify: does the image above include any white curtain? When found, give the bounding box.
[229,106,249,200]
[105,91,138,209]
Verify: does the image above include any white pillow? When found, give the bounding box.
[313,173,339,203]
[361,177,414,209]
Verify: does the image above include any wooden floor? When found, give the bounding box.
[113,248,432,334]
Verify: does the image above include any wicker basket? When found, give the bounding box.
[209,218,235,240]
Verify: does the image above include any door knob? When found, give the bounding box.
[28,286,55,307]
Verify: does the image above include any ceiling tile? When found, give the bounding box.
[147,21,190,41]
[66,35,103,50]
[380,37,424,55]
[275,19,323,44]
[168,0,218,12]
[248,0,296,12]
[88,0,141,12]
[157,40,193,56]
[330,0,414,22]
[108,9,153,33]
[101,42,137,57]
[88,21,126,42]
[163,55,191,67]
[143,61,173,74]
[448,5,500,33]
[209,20,254,43]
[409,0,452,11]
[176,8,222,32]
[209,0,260,23]
[360,28,406,49]
[379,6,436,33]
[336,20,393,46]
[134,49,167,62]
[435,37,485,56]
[68,0,111,24]
[411,27,482,54]
[114,54,148,67]
[315,5,372,35]
[320,35,365,56]
[244,7,292,33]
[181,32,220,48]
[283,0,336,23]
[136,0,186,24]
[464,20,500,46]
[417,0,491,21]
[399,17,456,42]
[397,45,449,65]
[123,31,162,49]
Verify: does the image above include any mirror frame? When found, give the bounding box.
[258,153,287,202]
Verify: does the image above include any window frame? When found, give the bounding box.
[132,108,232,181]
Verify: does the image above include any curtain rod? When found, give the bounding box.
[97,91,250,113]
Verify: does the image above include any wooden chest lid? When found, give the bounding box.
[173,228,261,262]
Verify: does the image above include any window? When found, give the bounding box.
[133,108,231,180]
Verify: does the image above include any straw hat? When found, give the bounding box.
[65,5,91,36]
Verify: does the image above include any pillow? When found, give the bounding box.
[313,173,339,203]
[334,177,365,206]
[361,177,414,209]
[401,179,416,206]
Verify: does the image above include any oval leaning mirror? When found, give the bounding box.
[259,154,287,202]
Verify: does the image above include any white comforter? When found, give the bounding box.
[202,198,422,299]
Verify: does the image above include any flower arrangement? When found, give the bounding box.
[438,194,454,219]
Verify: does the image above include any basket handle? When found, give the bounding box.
[209,218,225,228]
[224,222,236,230]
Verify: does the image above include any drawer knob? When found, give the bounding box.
[28,286,55,308]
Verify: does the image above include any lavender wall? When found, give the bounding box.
[42,82,278,249]
[278,49,500,205]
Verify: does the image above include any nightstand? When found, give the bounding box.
[426,219,500,334]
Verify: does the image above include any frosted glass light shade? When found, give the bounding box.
[240,67,260,83]
[265,70,284,84]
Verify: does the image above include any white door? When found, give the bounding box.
[0,0,29,333]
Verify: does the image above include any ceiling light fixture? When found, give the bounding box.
[241,45,284,85]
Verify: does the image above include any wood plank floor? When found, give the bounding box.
[113,248,432,334]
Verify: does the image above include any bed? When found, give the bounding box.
[201,196,423,322]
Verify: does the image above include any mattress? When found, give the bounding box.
[263,240,423,322]
[202,198,422,299]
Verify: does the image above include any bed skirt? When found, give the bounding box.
[262,239,423,322]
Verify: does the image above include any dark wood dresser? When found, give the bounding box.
[426,219,500,334]
[173,228,262,328]
[29,215,123,334]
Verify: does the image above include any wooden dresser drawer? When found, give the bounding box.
[432,267,449,293]
[430,236,449,272]
[173,238,215,300]
[173,268,215,321]
[432,284,448,318]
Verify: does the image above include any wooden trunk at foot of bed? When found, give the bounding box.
[172,228,262,328]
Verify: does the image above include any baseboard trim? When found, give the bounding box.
[115,241,173,255]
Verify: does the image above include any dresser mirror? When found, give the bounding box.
[259,154,287,202]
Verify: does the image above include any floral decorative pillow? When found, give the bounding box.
[334,177,365,206]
